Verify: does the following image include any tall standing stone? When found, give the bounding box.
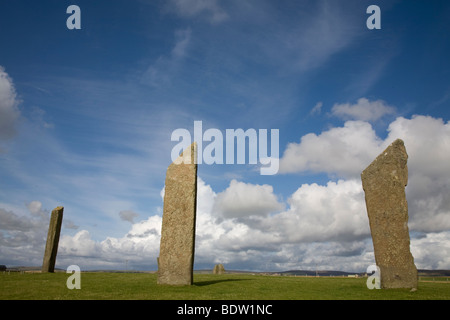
[361,139,418,289]
[42,206,64,273]
[158,143,198,285]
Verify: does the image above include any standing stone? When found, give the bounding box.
[361,139,418,289]
[158,143,198,285]
[213,264,225,275]
[42,206,64,273]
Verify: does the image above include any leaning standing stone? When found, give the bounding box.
[158,143,198,285]
[42,206,64,273]
[361,139,418,289]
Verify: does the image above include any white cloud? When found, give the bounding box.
[213,179,284,219]
[386,115,450,232]
[331,98,396,121]
[58,215,162,269]
[0,66,21,144]
[386,115,450,179]
[411,232,450,270]
[0,203,50,266]
[279,120,383,178]
[265,179,369,243]
[195,177,372,270]
[60,230,100,258]
[280,113,450,234]
[125,215,161,240]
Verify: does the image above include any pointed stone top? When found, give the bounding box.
[362,138,408,193]
[173,142,198,165]
[362,138,407,179]
[386,138,406,153]
[378,138,406,158]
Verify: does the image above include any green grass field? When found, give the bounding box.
[1,272,449,300]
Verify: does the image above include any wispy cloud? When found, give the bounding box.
[165,0,228,24]
[291,1,360,71]
[309,102,323,116]
[248,0,362,74]
[141,28,192,87]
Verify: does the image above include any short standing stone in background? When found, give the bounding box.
[213,264,225,275]
[158,143,198,285]
[42,206,64,273]
[361,139,418,289]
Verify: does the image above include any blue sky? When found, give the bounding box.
[1,0,450,272]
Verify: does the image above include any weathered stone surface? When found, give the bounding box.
[361,139,418,289]
[213,264,225,275]
[42,206,64,273]
[158,143,198,285]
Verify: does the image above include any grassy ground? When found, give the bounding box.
[1,272,449,300]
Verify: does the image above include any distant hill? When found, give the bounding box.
[280,270,364,277]
[196,269,364,277]
[3,266,450,277]
[418,269,450,277]
[199,269,450,277]
[3,266,61,272]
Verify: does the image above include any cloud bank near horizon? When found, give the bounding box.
[2,111,449,272]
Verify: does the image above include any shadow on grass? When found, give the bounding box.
[194,278,253,287]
